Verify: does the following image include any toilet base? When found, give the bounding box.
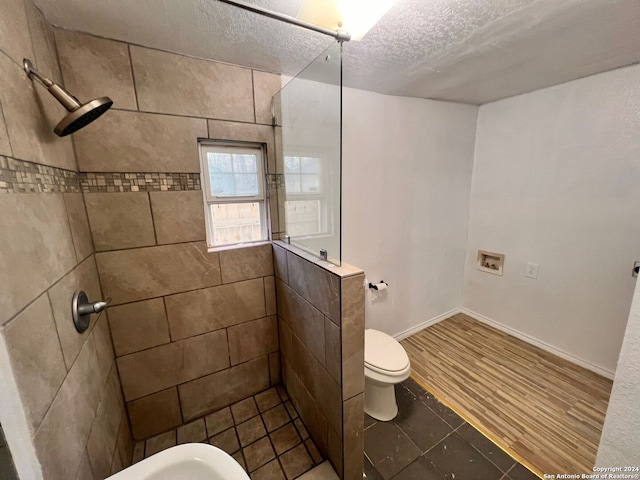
[364,381,399,421]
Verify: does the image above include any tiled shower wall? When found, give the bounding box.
[53,29,284,440]
[0,2,133,479]
[274,243,365,480]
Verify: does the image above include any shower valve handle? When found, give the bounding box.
[72,291,111,333]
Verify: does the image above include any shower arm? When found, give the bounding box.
[23,59,82,112]
[217,0,351,42]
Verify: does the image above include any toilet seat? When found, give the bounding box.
[365,329,410,375]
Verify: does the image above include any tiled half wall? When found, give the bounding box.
[274,243,365,480]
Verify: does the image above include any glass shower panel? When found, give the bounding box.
[272,42,342,264]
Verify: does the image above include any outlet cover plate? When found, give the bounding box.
[525,263,539,279]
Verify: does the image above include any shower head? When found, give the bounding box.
[23,58,113,137]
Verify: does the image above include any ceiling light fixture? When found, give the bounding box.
[297,0,397,41]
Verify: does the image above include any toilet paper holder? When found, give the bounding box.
[368,280,388,290]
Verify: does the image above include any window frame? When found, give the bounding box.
[199,141,270,251]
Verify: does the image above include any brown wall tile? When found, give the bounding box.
[2,294,67,433]
[75,452,95,480]
[264,276,277,316]
[25,1,62,84]
[0,194,76,324]
[273,244,288,283]
[269,352,281,385]
[107,298,170,356]
[74,109,207,172]
[325,317,341,385]
[32,335,105,479]
[277,280,325,366]
[131,46,253,121]
[279,320,292,364]
[48,255,102,369]
[56,30,137,111]
[117,342,178,401]
[0,102,12,157]
[97,242,221,305]
[64,193,94,262]
[86,368,123,480]
[117,329,229,401]
[207,120,276,173]
[85,192,156,251]
[127,388,182,440]
[179,356,270,421]
[92,314,116,383]
[181,329,230,383]
[228,316,278,365]
[219,243,274,284]
[165,278,265,340]
[110,449,123,476]
[149,191,206,245]
[290,336,342,437]
[327,424,342,478]
[0,47,76,170]
[286,251,340,324]
[285,367,328,456]
[343,394,364,480]
[341,275,365,400]
[0,0,34,65]
[115,411,134,468]
[252,71,281,126]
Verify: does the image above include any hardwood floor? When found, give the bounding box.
[401,313,613,477]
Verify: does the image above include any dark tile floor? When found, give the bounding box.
[364,379,539,480]
[134,386,324,480]
[0,424,18,480]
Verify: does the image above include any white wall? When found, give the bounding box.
[342,88,478,336]
[463,64,640,375]
[596,274,640,465]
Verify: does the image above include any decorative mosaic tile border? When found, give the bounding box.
[0,156,79,194]
[78,172,201,193]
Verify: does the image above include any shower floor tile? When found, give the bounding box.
[364,378,538,480]
[134,386,323,479]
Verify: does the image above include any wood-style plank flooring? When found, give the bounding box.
[401,313,613,477]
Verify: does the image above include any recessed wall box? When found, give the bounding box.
[477,250,504,276]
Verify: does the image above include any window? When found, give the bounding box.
[199,143,268,248]
[283,155,329,237]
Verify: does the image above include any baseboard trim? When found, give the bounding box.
[393,307,462,342]
[461,308,615,380]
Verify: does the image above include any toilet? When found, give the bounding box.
[364,329,411,421]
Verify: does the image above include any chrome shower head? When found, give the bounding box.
[23,58,113,137]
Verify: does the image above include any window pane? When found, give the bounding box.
[233,154,257,173]
[285,174,301,193]
[301,157,320,174]
[211,173,234,195]
[284,156,300,173]
[234,173,259,195]
[301,174,320,193]
[210,202,263,245]
[208,153,259,197]
[208,153,232,172]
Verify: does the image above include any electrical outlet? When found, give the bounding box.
[525,263,539,279]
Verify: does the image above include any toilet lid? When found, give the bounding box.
[365,329,410,373]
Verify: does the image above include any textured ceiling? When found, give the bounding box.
[34,0,640,104]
